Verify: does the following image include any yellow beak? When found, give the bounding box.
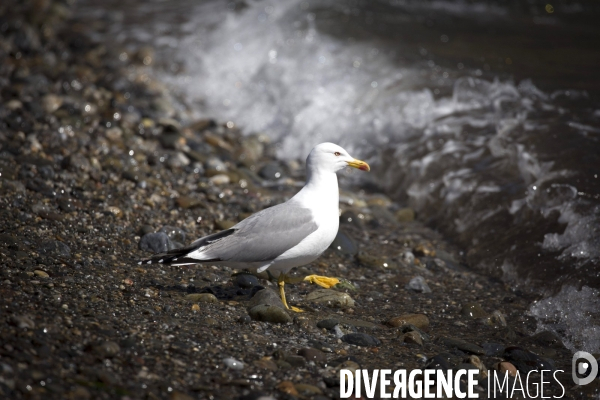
[346,159,370,172]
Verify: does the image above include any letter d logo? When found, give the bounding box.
[572,351,598,385]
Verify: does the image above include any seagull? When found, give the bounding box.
[139,142,370,311]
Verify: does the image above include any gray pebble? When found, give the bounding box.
[305,289,355,308]
[138,232,171,253]
[258,161,287,180]
[329,230,358,256]
[205,156,227,172]
[482,342,505,356]
[405,276,431,293]
[316,318,340,330]
[234,273,259,289]
[160,225,186,243]
[223,357,244,370]
[38,240,71,258]
[185,293,218,303]
[341,333,381,347]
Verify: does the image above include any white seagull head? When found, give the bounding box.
[306,142,370,175]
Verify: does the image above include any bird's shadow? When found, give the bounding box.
[147,281,266,301]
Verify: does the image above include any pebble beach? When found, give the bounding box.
[0,1,596,399]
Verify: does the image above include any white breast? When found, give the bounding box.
[267,171,340,275]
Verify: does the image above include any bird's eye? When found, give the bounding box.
[334,152,341,156]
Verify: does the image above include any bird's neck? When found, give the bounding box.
[293,170,339,210]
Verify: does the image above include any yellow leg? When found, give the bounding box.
[303,275,340,288]
[278,273,304,312]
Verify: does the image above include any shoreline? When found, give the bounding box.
[0,1,594,399]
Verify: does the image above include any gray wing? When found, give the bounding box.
[201,200,317,263]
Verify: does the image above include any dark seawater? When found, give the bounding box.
[74,0,600,351]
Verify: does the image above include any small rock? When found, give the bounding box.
[253,358,278,371]
[329,230,358,256]
[482,310,507,328]
[425,354,452,370]
[10,315,35,329]
[399,324,431,342]
[258,161,287,180]
[105,127,123,141]
[170,391,195,400]
[233,273,259,289]
[205,156,227,172]
[528,330,563,348]
[138,232,171,253]
[276,381,298,396]
[42,94,63,113]
[237,135,265,164]
[413,243,436,257]
[386,314,429,331]
[223,357,244,370]
[248,289,285,310]
[34,270,49,278]
[185,293,218,303]
[401,251,415,264]
[496,361,517,377]
[96,341,120,358]
[395,208,415,222]
[402,331,423,346]
[57,198,79,212]
[339,210,365,229]
[298,348,327,363]
[317,318,340,330]
[341,333,381,347]
[6,99,22,110]
[38,240,71,258]
[357,251,388,269]
[405,276,431,293]
[176,196,205,209]
[294,383,323,396]
[503,347,555,373]
[460,303,488,319]
[306,289,355,308]
[209,174,230,185]
[69,386,91,399]
[466,355,488,378]
[284,355,306,367]
[167,152,190,168]
[160,225,187,243]
[106,206,123,218]
[248,305,292,324]
[62,153,91,172]
[439,337,485,355]
[482,342,505,356]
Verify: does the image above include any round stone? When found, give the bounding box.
[386,314,430,331]
[305,289,355,308]
[185,293,218,303]
[248,305,292,324]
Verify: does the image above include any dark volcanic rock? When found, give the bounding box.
[341,333,381,347]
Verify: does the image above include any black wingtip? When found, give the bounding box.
[137,228,235,266]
